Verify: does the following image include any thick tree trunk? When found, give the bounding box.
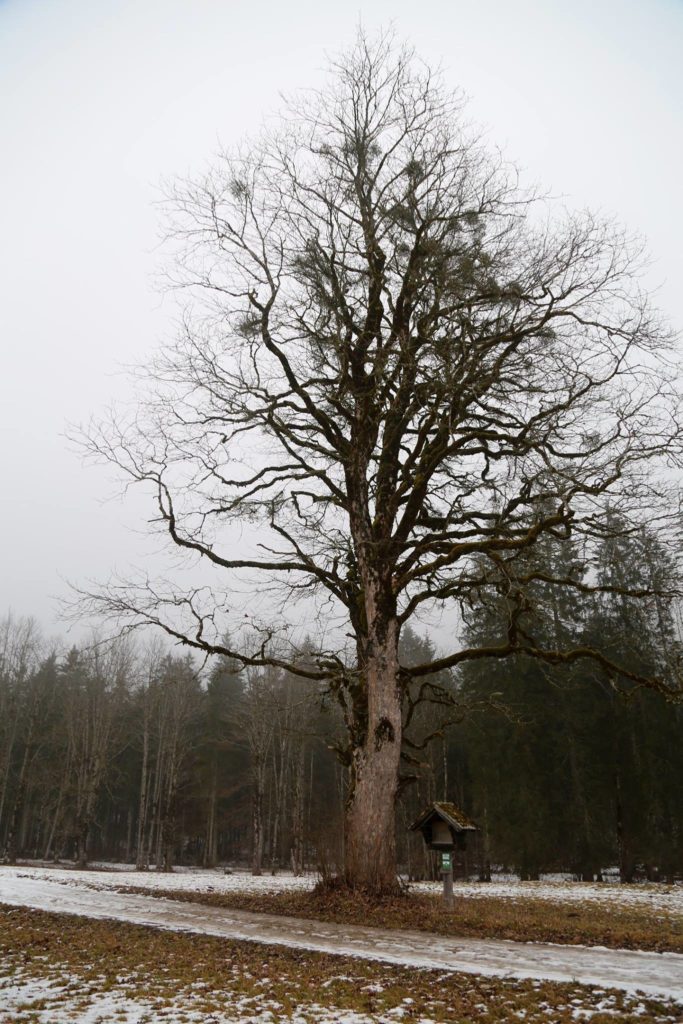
[343,614,402,893]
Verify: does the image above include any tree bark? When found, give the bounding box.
[251,753,265,876]
[290,744,305,876]
[135,695,151,869]
[344,613,401,892]
[204,760,217,868]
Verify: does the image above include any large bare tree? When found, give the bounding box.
[76,35,683,892]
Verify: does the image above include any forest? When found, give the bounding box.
[1,524,681,884]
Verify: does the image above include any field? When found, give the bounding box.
[1,864,682,1023]
[1,905,681,1024]
[8,862,683,953]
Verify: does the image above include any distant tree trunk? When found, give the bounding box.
[43,753,71,861]
[616,772,634,883]
[204,760,217,868]
[252,752,265,875]
[270,729,289,874]
[243,668,276,876]
[4,695,39,863]
[0,716,18,843]
[136,695,151,869]
[160,727,180,872]
[478,803,492,883]
[75,754,103,867]
[290,745,306,876]
[147,714,166,869]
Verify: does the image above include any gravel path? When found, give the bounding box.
[1,869,681,1001]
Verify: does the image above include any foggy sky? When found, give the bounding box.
[1,0,682,642]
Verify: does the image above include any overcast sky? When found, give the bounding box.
[1,0,682,643]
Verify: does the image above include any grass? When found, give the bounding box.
[1,903,681,1023]
[113,881,683,954]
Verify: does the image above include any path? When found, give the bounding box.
[1,870,681,1001]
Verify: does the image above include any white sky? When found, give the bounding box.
[1,0,682,642]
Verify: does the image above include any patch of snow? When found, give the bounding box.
[0,969,440,1024]
[410,878,683,916]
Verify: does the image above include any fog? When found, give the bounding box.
[1,0,681,640]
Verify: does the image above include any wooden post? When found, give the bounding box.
[441,850,454,907]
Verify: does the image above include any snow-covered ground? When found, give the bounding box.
[412,878,683,916]
[1,868,682,1001]
[11,861,683,917]
[0,971,415,1024]
[2,969,664,1024]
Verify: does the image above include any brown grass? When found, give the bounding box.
[1,903,681,1023]
[114,882,683,954]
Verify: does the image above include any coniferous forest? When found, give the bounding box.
[1,523,681,882]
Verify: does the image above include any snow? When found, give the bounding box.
[1,867,682,1002]
[410,878,683,917]
[1,970,445,1024]
[13,861,683,917]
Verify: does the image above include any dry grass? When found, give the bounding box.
[1,904,681,1023]
[115,882,683,954]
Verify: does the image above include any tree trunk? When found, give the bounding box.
[343,614,401,892]
[4,722,36,864]
[270,730,289,874]
[43,747,72,862]
[0,712,19,841]
[75,765,100,868]
[251,755,264,875]
[290,745,305,876]
[204,760,217,868]
[136,699,151,870]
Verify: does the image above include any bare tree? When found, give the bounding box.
[75,34,683,892]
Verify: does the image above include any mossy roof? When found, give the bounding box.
[409,800,478,833]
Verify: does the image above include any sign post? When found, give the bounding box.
[441,850,454,907]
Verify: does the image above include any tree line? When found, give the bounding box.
[2,524,681,881]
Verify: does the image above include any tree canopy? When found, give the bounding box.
[75,34,683,889]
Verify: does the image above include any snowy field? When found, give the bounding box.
[1,868,682,1001]
[0,970,421,1024]
[0,971,668,1024]
[10,860,683,918]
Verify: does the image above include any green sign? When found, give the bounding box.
[441,852,452,871]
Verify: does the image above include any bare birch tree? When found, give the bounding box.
[75,34,683,891]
